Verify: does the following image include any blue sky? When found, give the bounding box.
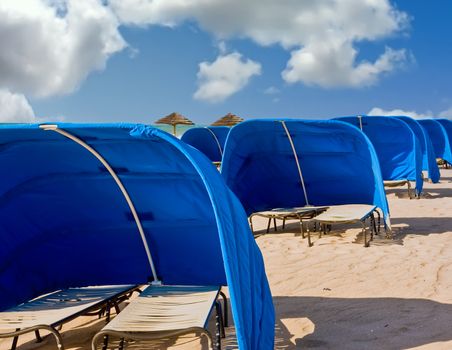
[1,1,452,124]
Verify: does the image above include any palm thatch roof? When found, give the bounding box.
[155,112,194,135]
[211,113,244,126]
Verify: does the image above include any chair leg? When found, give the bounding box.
[216,301,225,338]
[298,217,305,239]
[35,330,43,343]
[362,222,369,247]
[306,224,313,247]
[407,181,413,199]
[118,338,125,350]
[376,210,381,235]
[273,217,277,231]
[102,302,111,350]
[370,215,375,242]
[11,329,20,350]
[215,302,222,350]
[114,303,120,315]
[249,216,254,233]
[219,291,229,327]
[266,218,271,233]
[282,218,286,229]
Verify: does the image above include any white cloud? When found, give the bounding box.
[438,108,452,119]
[110,0,410,88]
[0,89,36,122]
[368,107,430,119]
[283,46,407,88]
[194,52,261,103]
[0,0,125,98]
[264,86,280,95]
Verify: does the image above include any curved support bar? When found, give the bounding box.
[40,125,159,283]
[0,325,64,350]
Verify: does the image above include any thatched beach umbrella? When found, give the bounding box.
[155,112,194,136]
[211,113,244,126]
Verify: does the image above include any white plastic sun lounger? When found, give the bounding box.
[309,204,380,247]
[92,285,225,350]
[0,285,138,350]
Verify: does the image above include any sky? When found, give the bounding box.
[1,0,452,125]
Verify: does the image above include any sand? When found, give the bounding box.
[1,168,451,350]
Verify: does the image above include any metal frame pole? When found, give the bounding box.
[280,121,310,206]
[358,115,363,131]
[39,125,160,284]
[204,127,224,158]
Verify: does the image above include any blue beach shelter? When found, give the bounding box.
[221,119,390,227]
[181,126,230,163]
[394,116,440,183]
[418,119,452,164]
[436,119,452,164]
[0,123,274,350]
[337,116,423,195]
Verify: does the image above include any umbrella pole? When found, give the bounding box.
[173,124,176,136]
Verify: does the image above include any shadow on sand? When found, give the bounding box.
[391,217,452,237]
[385,186,452,199]
[274,296,452,349]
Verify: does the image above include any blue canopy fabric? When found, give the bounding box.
[436,119,452,164]
[181,126,230,163]
[221,119,390,227]
[337,116,423,195]
[418,119,452,164]
[0,123,274,350]
[394,116,440,183]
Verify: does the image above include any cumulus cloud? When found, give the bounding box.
[0,0,125,98]
[0,89,36,122]
[283,46,407,88]
[110,0,410,88]
[368,107,430,119]
[194,52,261,103]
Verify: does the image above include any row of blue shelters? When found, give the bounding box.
[0,123,274,350]
[394,116,440,183]
[418,119,452,164]
[181,126,230,163]
[337,116,424,196]
[221,119,390,228]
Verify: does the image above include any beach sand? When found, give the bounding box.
[1,168,451,350]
